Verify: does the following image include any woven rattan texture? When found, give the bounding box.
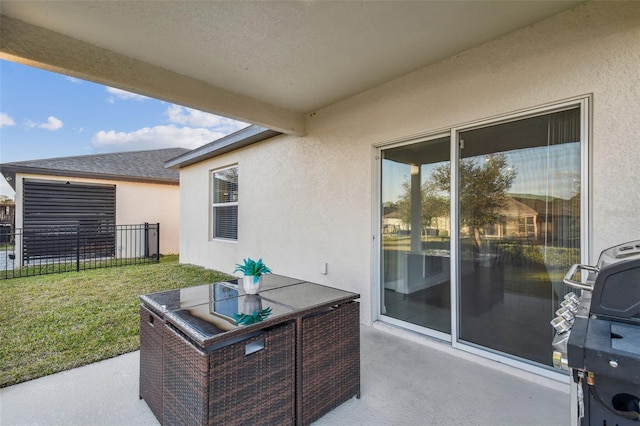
[163,324,213,424]
[208,322,295,425]
[301,302,360,425]
[139,305,164,424]
[163,321,295,425]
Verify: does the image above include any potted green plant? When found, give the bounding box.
[234,296,272,325]
[233,258,272,294]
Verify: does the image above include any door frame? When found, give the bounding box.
[372,95,590,381]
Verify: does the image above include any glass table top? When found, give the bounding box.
[139,274,306,313]
[141,275,359,346]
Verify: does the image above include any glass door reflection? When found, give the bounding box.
[380,136,451,334]
[457,109,581,366]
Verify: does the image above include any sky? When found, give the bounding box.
[383,142,581,203]
[0,59,248,198]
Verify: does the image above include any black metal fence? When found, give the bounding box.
[0,223,159,279]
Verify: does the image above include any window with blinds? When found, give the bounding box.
[212,166,238,240]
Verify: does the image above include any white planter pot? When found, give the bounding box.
[242,275,262,294]
[242,294,263,314]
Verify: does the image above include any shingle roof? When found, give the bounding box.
[165,126,281,169]
[0,148,189,189]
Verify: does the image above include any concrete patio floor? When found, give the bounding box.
[0,323,570,425]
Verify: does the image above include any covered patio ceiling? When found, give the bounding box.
[0,1,583,136]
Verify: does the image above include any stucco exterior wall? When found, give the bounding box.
[14,173,180,254]
[178,2,640,325]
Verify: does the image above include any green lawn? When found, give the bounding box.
[0,255,233,388]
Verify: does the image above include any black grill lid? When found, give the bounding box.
[591,258,640,320]
[597,240,640,270]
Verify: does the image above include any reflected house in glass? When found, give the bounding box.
[482,197,538,240]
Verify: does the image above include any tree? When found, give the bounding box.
[396,178,449,235]
[431,153,516,252]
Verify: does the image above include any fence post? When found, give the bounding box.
[156,223,160,262]
[144,222,149,259]
[14,228,21,270]
[76,225,80,272]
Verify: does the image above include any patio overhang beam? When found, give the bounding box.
[0,15,306,136]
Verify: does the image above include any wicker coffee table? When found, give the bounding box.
[140,275,360,425]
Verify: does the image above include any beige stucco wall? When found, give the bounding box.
[14,173,180,254]
[179,2,640,325]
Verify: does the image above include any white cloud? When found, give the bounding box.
[106,87,148,102]
[24,116,63,131]
[0,113,16,127]
[166,105,247,132]
[39,116,63,131]
[91,105,248,153]
[91,125,231,152]
[65,76,83,84]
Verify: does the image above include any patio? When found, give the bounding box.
[0,323,570,425]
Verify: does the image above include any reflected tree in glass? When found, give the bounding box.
[431,153,516,257]
[396,179,449,237]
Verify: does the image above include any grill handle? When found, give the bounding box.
[563,263,597,290]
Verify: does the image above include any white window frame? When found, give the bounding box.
[211,165,238,241]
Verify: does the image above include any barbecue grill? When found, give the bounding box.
[551,240,640,425]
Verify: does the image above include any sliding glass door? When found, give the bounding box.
[379,103,584,368]
[457,108,581,365]
[380,136,451,334]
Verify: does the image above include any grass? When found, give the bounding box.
[0,255,233,388]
